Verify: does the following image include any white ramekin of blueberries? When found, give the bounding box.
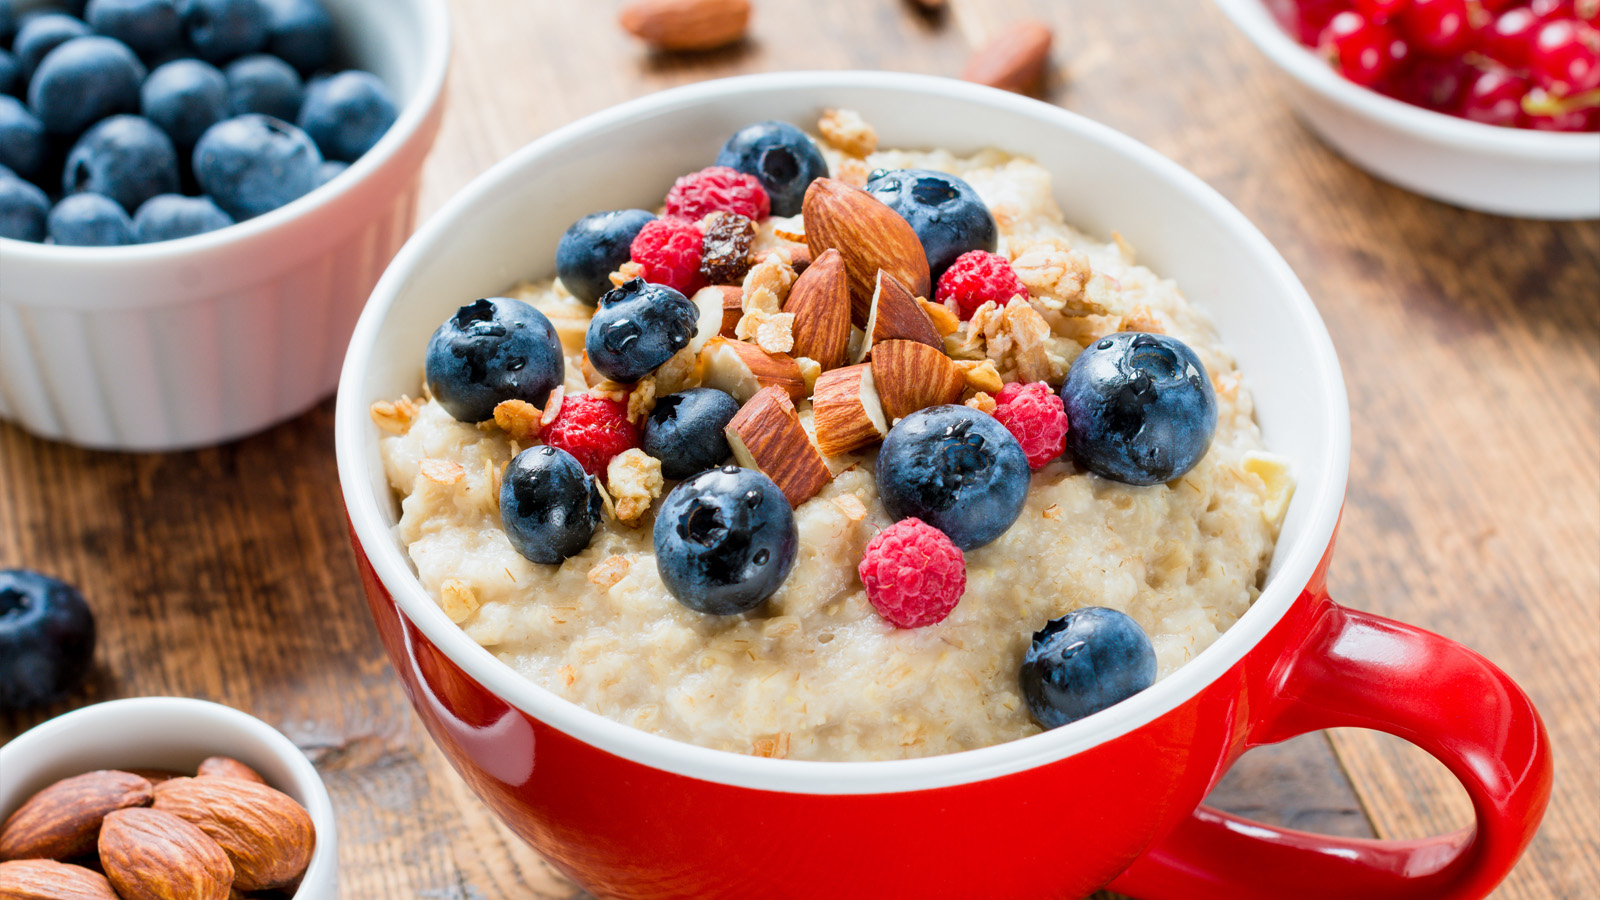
[0,0,448,451]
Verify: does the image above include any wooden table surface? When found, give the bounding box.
[3,1,1596,898]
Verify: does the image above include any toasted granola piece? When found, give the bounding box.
[627,376,658,426]
[608,260,646,288]
[735,309,796,354]
[964,392,998,414]
[795,356,822,395]
[833,493,868,521]
[919,298,960,337]
[966,299,1062,385]
[493,399,543,442]
[1118,304,1165,335]
[742,251,796,313]
[818,108,878,157]
[420,458,465,485]
[588,555,631,589]
[439,579,480,623]
[370,396,419,435]
[1009,243,1112,316]
[654,346,702,395]
[752,732,791,759]
[835,156,873,188]
[955,359,1004,394]
[699,212,757,285]
[607,449,665,527]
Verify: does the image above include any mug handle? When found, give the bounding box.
[1108,599,1553,900]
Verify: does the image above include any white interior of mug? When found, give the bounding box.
[336,71,1351,793]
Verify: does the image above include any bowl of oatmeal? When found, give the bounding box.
[336,72,1551,900]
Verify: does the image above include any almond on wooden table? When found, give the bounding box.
[0,771,153,862]
[962,21,1053,95]
[152,777,314,892]
[98,808,232,900]
[618,0,751,51]
[0,859,119,900]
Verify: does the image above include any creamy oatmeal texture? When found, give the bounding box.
[379,120,1292,762]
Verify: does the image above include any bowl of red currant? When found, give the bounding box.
[1216,0,1600,218]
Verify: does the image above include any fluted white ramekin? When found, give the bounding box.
[0,0,450,451]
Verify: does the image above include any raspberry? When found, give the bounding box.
[541,392,639,478]
[935,250,1028,321]
[630,218,705,296]
[664,165,771,222]
[858,517,966,629]
[993,381,1069,470]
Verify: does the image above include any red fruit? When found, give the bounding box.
[993,381,1069,471]
[934,250,1028,321]
[1398,0,1478,56]
[541,392,640,478]
[1355,0,1409,21]
[1459,67,1533,125]
[1273,0,1352,45]
[1478,0,1521,12]
[663,166,771,222]
[1530,19,1600,95]
[629,218,705,296]
[1320,11,1410,85]
[1382,57,1472,109]
[1522,104,1597,129]
[1483,8,1544,69]
[858,517,966,629]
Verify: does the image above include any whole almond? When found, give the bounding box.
[619,0,751,51]
[803,179,930,328]
[962,21,1053,95]
[0,771,153,862]
[783,248,851,371]
[194,758,265,786]
[0,859,119,900]
[98,808,232,900]
[152,778,314,892]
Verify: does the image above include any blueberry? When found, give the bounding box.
[0,3,14,47]
[179,0,269,63]
[643,388,740,480]
[555,208,656,305]
[584,277,699,383]
[141,58,228,152]
[260,0,332,75]
[424,296,565,423]
[714,120,827,217]
[1020,607,1156,729]
[314,158,345,185]
[13,12,90,80]
[499,445,604,565]
[86,0,182,59]
[48,191,134,244]
[28,35,144,137]
[132,191,231,241]
[875,404,1030,551]
[1059,332,1218,486]
[0,95,45,178]
[296,69,397,162]
[864,169,997,280]
[192,113,320,219]
[654,465,797,615]
[0,50,20,97]
[0,569,96,711]
[224,52,299,120]
[63,114,179,212]
[0,174,49,241]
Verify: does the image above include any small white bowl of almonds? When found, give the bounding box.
[0,697,335,900]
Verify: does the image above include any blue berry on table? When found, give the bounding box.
[141,58,228,152]
[260,0,332,75]
[86,0,183,60]
[191,112,320,219]
[297,69,397,162]
[0,568,97,711]
[27,35,144,136]
[1059,331,1218,486]
[642,388,740,480]
[555,208,656,305]
[654,465,798,615]
[0,49,20,97]
[500,445,605,565]
[876,404,1030,551]
[132,192,231,241]
[0,174,50,241]
[714,120,828,217]
[424,296,565,423]
[0,95,45,179]
[864,168,997,280]
[13,12,91,80]
[1020,607,1157,729]
[63,114,180,212]
[179,0,269,63]
[48,191,134,245]
[584,277,700,384]
[224,52,300,120]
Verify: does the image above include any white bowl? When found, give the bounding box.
[0,0,450,451]
[1213,0,1600,219]
[0,697,339,899]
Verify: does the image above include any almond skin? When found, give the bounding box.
[152,778,314,892]
[0,859,119,900]
[1,771,154,862]
[725,387,833,507]
[871,340,967,422]
[619,0,751,51]
[783,248,851,371]
[811,364,888,457]
[803,178,930,327]
[856,269,943,362]
[194,758,265,786]
[962,21,1053,95]
[98,808,232,900]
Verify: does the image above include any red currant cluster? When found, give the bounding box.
[1271,0,1600,131]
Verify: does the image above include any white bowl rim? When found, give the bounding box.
[336,70,1352,795]
[1213,0,1600,159]
[0,0,452,264]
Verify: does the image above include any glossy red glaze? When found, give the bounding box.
[351,524,1551,900]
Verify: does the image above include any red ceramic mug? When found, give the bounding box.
[335,72,1552,900]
